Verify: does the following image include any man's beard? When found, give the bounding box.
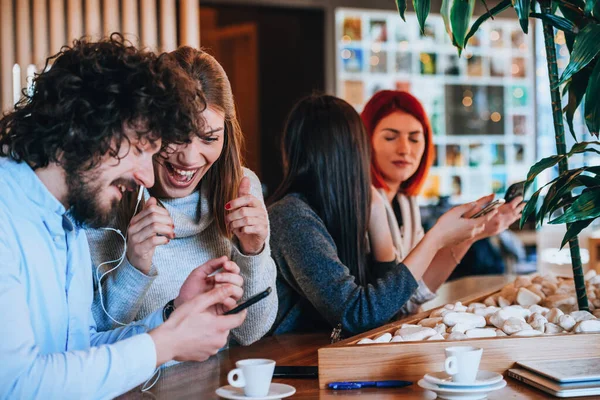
[66,167,120,229]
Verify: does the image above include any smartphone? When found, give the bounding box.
[470,198,505,219]
[273,366,318,378]
[223,287,272,315]
[505,180,526,203]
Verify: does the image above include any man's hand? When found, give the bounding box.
[175,256,243,312]
[150,285,247,366]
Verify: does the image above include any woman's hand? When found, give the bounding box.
[430,195,498,249]
[225,177,268,255]
[474,196,525,240]
[126,197,175,274]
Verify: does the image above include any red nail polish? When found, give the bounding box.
[225,203,231,210]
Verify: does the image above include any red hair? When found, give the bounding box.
[361,90,434,196]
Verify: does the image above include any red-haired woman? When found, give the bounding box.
[362,90,524,309]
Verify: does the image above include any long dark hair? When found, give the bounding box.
[269,94,372,285]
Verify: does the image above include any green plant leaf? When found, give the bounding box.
[585,0,597,15]
[450,0,476,53]
[561,218,595,248]
[568,140,600,156]
[539,168,586,226]
[514,0,532,33]
[520,187,542,228]
[524,154,565,193]
[559,24,600,85]
[549,188,600,224]
[563,67,591,141]
[414,0,432,34]
[584,58,600,136]
[529,13,579,33]
[396,0,408,21]
[441,0,454,43]
[465,0,511,46]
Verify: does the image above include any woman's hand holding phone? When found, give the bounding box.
[430,195,498,248]
[474,196,525,240]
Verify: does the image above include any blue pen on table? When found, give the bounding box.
[328,380,413,390]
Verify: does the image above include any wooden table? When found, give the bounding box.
[118,275,597,399]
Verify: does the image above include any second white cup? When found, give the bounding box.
[227,358,276,397]
[444,346,483,383]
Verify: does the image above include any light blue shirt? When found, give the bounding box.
[0,158,163,399]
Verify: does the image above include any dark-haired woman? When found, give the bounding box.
[268,94,496,336]
[87,47,277,345]
[362,90,523,295]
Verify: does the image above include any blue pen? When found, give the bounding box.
[328,380,413,390]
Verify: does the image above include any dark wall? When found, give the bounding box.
[206,4,326,196]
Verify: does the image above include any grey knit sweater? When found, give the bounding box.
[86,168,278,345]
[269,193,419,336]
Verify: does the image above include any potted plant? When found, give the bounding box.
[395,0,600,310]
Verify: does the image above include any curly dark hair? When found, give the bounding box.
[0,33,206,172]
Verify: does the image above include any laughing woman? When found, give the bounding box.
[87,47,277,345]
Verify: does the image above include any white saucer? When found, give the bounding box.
[424,370,504,388]
[418,378,506,400]
[215,383,296,399]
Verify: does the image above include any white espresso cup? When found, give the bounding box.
[227,358,276,397]
[444,346,483,383]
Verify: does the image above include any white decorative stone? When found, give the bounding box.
[570,311,596,322]
[390,335,404,342]
[517,287,542,306]
[584,270,597,281]
[443,312,486,328]
[502,317,533,335]
[546,308,564,324]
[503,305,531,319]
[500,285,519,303]
[446,332,468,341]
[528,313,548,332]
[465,328,497,338]
[427,333,446,341]
[374,333,392,343]
[528,305,550,316]
[498,296,511,308]
[514,276,532,289]
[434,323,447,335]
[573,319,600,333]
[544,323,564,334]
[558,314,577,331]
[489,310,511,328]
[495,329,507,337]
[357,338,375,344]
[474,306,499,318]
[511,329,543,337]
[484,295,498,307]
[398,326,437,341]
[467,302,486,313]
[419,317,443,328]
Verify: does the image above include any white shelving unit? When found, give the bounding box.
[335,8,536,204]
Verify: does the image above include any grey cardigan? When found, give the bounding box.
[268,193,419,336]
